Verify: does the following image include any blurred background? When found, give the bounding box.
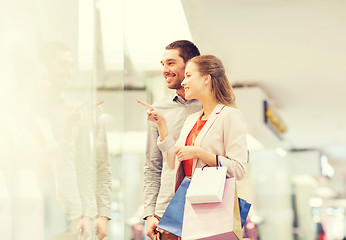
[0,0,345,239]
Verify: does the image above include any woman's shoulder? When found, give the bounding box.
[219,105,245,120]
[220,104,242,113]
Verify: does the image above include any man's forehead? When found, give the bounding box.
[161,49,182,62]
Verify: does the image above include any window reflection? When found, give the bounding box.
[0,0,114,239]
[1,0,198,239]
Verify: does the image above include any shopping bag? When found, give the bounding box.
[186,166,227,204]
[157,177,191,237]
[238,198,251,228]
[182,178,242,240]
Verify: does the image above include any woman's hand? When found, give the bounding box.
[175,146,200,162]
[147,109,165,126]
[137,99,165,124]
[137,99,168,141]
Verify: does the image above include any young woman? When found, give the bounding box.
[138,55,248,190]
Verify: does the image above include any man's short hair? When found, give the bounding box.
[166,40,200,63]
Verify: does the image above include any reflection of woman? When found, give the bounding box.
[139,55,248,190]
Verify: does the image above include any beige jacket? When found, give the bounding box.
[157,104,248,190]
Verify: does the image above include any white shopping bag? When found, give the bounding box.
[186,166,227,204]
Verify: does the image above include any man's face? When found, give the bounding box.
[161,49,186,90]
[50,51,74,90]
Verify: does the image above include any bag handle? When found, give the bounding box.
[201,164,209,170]
[201,155,222,171]
[216,155,222,168]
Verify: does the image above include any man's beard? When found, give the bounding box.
[168,79,183,90]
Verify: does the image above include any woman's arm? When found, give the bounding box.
[220,109,248,179]
[137,99,169,141]
[174,109,248,179]
[156,118,168,142]
[137,99,176,169]
[175,146,217,166]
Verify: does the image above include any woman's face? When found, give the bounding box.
[181,62,205,100]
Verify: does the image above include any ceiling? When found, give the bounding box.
[181,0,346,161]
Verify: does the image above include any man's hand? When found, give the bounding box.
[76,216,91,240]
[93,216,109,240]
[146,215,159,240]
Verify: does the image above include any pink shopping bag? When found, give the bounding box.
[181,178,242,240]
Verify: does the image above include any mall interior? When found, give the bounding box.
[0,0,346,239]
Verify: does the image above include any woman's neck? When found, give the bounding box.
[200,97,219,120]
[176,88,186,101]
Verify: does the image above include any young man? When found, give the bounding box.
[143,40,201,240]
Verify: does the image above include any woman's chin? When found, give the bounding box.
[185,94,193,100]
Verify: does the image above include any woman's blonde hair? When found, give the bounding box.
[189,55,236,106]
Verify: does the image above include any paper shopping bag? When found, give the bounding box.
[238,198,251,228]
[157,177,191,237]
[186,167,227,204]
[182,178,242,240]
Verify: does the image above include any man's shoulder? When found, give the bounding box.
[152,93,176,109]
[150,94,201,120]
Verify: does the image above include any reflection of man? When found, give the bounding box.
[39,42,112,240]
[143,40,201,240]
[73,101,112,240]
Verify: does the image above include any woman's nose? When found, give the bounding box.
[181,79,186,86]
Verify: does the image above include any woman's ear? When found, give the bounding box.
[204,74,211,85]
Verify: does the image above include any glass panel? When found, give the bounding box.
[0,0,193,239]
[0,0,119,239]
